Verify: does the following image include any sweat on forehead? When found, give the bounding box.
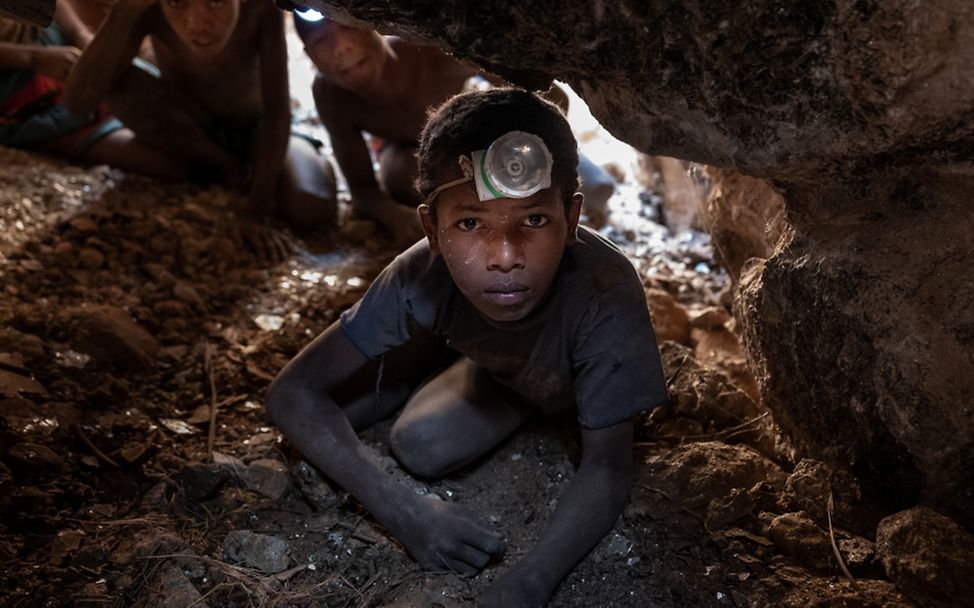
[417,88,580,204]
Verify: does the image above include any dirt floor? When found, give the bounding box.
[0,135,922,607]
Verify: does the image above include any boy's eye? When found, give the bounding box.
[456,218,480,232]
[523,214,549,228]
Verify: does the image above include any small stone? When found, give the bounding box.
[768,512,831,571]
[645,288,690,344]
[65,305,160,370]
[138,563,202,608]
[240,459,289,500]
[77,247,104,269]
[222,530,290,574]
[689,306,732,330]
[6,442,66,477]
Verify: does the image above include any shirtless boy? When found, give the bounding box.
[65,0,336,257]
[294,9,492,246]
[266,89,667,607]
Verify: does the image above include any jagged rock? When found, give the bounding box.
[64,304,160,371]
[645,288,690,345]
[0,327,45,361]
[239,459,289,500]
[783,459,873,535]
[876,507,974,608]
[132,563,202,608]
[5,442,66,477]
[174,463,232,501]
[633,441,785,519]
[689,306,733,331]
[768,512,832,571]
[705,168,787,283]
[222,530,290,574]
[737,172,974,526]
[291,459,343,511]
[650,343,782,460]
[705,487,754,530]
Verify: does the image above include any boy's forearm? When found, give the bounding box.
[64,1,145,114]
[247,10,290,216]
[518,462,630,598]
[266,381,419,532]
[485,423,634,607]
[0,43,36,70]
[54,0,93,49]
[247,110,289,215]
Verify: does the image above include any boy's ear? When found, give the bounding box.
[566,192,583,245]
[418,204,440,254]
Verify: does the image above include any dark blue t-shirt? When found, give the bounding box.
[340,226,668,429]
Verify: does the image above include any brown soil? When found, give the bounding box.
[0,146,913,607]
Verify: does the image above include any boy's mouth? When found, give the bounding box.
[482,283,531,306]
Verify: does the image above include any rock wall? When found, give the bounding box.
[310,0,974,525]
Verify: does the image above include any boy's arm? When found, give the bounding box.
[64,0,151,115]
[314,80,423,246]
[245,5,289,218]
[266,322,506,573]
[480,420,634,608]
[54,0,94,50]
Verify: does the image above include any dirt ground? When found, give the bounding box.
[0,136,920,608]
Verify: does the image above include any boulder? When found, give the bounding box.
[876,507,974,608]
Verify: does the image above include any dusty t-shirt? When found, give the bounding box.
[340,226,668,429]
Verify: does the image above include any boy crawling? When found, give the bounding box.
[267,89,667,607]
[65,0,335,258]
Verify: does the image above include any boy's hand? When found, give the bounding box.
[396,494,505,575]
[232,219,294,263]
[32,47,82,80]
[480,567,548,608]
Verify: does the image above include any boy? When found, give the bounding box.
[65,0,336,259]
[294,8,487,247]
[266,89,668,606]
[0,1,182,175]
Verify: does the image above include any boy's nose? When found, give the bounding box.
[185,8,212,32]
[485,230,525,272]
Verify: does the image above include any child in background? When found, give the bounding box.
[0,1,182,175]
[65,0,336,259]
[266,89,667,607]
[294,8,489,247]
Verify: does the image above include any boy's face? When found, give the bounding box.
[420,184,583,323]
[161,0,240,58]
[303,21,387,91]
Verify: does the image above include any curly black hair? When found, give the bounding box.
[417,88,580,211]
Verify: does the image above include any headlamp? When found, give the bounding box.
[426,131,553,204]
[294,7,326,22]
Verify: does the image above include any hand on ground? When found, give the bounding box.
[232,218,293,263]
[32,46,81,81]
[479,566,549,608]
[397,495,505,575]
